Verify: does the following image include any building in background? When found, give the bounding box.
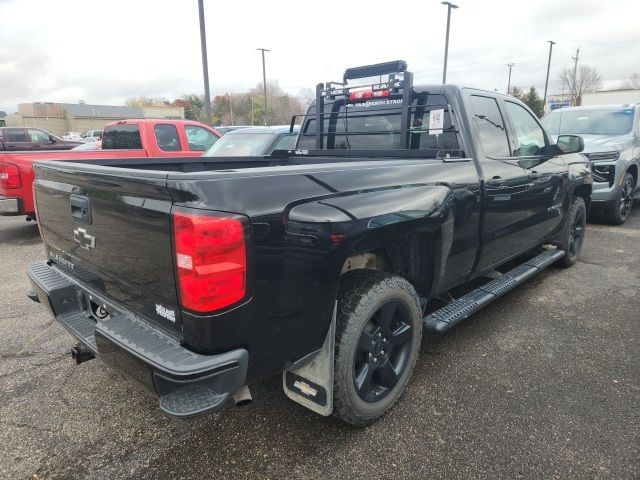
[3,102,184,135]
[581,89,640,106]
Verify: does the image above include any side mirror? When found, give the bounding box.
[557,134,584,154]
[49,135,56,143]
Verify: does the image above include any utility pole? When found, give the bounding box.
[228,94,234,125]
[571,47,580,105]
[441,2,459,84]
[506,63,514,94]
[197,0,212,125]
[256,48,270,125]
[543,40,556,107]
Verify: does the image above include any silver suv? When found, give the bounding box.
[542,105,640,224]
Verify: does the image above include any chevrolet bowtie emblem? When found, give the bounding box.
[73,228,95,250]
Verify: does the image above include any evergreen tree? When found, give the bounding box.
[508,86,524,99]
[521,86,544,118]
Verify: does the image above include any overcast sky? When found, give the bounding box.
[0,0,638,113]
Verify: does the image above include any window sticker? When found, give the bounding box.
[429,109,444,135]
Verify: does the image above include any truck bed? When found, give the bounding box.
[40,148,464,174]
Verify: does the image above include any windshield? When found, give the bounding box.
[541,108,635,136]
[204,132,274,156]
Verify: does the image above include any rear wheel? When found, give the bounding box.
[558,196,587,268]
[607,172,634,225]
[333,270,422,425]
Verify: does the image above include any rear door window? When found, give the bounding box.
[154,124,181,151]
[469,95,511,157]
[4,128,28,142]
[102,125,143,149]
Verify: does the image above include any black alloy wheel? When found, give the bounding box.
[558,195,586,268]
[619,175,634,222]
[608,172,635,225]
[353,300,413,403]
[333,270,422,425]
[568,205,585,257]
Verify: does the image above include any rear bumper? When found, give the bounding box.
[0,196,22,215]
[27,260,248,417]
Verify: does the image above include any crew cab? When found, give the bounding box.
[0,127,82,151]
[27,61,592,425]
[0,119,220,218]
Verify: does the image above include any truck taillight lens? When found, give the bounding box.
[0,163,21,189]
[173,211,247,313]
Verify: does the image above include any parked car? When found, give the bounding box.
[204,125,300,157]
[62,132,83,142]
[214,125,252,135]
[0,119,220,219]
[71,141,101,151]
[80,129,103,143]
[541,104,640,224]
[0,127,82,151]
[27,61,591,425]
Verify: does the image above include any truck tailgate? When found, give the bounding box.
[34,162,182,334]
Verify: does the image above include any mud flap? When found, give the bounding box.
[282,304,335,416]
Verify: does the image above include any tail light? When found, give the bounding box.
[173,210,247,313]
[348,89,390,102]
[0,163,21,189]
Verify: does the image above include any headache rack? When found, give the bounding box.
[290,60,462,158]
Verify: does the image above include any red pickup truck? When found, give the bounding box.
[0,119,220,219]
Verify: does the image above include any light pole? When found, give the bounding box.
[543,40,556,106]
[256,48,270,125]
[441,2,459,84]
[506,63,514,94]
[197,0,212,125]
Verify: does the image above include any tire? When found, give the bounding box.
[333,270,422,425]
[558,196,587,268]
[607,172,634,225]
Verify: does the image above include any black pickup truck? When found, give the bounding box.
[28,61,592,425]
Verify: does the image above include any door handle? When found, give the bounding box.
[70,194,92,224]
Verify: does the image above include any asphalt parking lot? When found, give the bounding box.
[0,211,638,480]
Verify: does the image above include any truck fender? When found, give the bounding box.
[286,184,454,294]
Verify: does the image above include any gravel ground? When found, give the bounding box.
[0,211,638,480]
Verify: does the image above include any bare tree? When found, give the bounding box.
[208,81,305,126]
[557,65,602,106]
[622,73,640,90]
[297,88,315,110]
[125,96,168,107]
